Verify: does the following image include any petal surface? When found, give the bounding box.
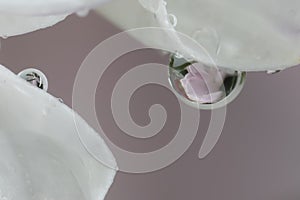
[0,13,67,37]
[97,0,300,71]
[0,0,110,16]
[0,65,117,200]
[0,0,110,37]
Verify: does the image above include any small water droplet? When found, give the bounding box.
[168,14,178,27]
[76,9,90,17]
[174,51,184,59]
[18,68,48,91]
[266,70,282,74]
[58,98,64,103]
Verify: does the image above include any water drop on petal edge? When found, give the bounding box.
[266,69,282,74]
[18,68,49,91]
[168,14,178,27]
[1,35,8,39]
[168,54,246,110]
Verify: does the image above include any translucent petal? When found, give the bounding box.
[96,0,300,71]
[0,65,117,200]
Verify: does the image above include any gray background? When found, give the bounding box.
[1,12,300,200]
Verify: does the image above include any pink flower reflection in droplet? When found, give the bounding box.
[180,64,227,104]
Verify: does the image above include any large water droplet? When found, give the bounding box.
[168,54,246,109]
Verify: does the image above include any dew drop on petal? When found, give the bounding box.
[168,14,178,27]
[58,98,64,103]
[174,50,184,59]
[168,54,246,109]
[266,69,282,74]
[18,68,48,92]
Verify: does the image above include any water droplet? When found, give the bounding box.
[266,69,282,74]
[76,9,90,17]
[192,28,220,55]
[174,50,184,59]
[58,98,64,103]
[1,35,8,39]
[18,68,48,91]
[168,14,178,27]
[168,54,246,109]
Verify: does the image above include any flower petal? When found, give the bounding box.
[0,65,117,200]
[97,0,300,71]
[0,0,110,16]
[199,91,225,103]
[0,13,67,37]
[0,0,110,37]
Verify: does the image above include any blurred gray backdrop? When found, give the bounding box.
[1,12,300,200]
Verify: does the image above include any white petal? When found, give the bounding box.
[0,0,110,16]
[0,13,67,38]
[96,0,300,71]
[0,65,117,200]
[0,0,110,37]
